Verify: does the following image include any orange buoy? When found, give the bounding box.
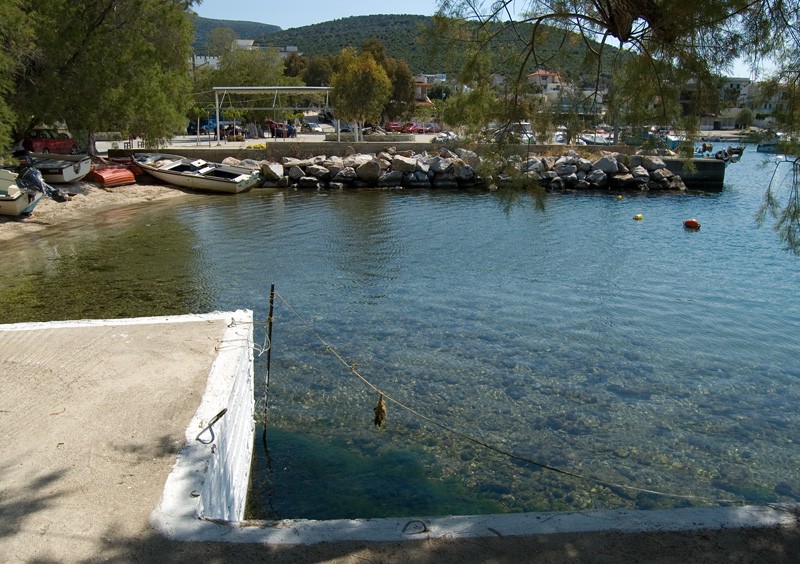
[683,218,701,230]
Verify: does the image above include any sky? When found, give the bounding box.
[192,1,758,78]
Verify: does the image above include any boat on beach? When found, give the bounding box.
[28,152,92,183]
[0,169,43,217]
[134,153,259,194]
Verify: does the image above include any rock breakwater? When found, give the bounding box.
[225,147,686,192]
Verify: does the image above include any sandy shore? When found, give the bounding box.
[0,180,187,243]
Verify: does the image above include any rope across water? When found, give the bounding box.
[254,290,747,506]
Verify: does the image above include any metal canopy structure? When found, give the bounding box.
[212,86,332,138]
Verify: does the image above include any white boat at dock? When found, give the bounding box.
[135,153,259,194]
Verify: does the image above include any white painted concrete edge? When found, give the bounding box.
[150,309,254,534]
[155,503,800,545]
[0,311,244,331]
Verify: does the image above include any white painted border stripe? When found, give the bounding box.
[155,503,800,545]
[0,311,240,331]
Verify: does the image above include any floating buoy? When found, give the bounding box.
[633,214,643,220]
[617,195,623,200]
[683,218,701,230]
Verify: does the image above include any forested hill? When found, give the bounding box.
[255,15,449,73]
[191,14,281,52]
[192,14,621,79]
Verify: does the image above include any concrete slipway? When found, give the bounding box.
[1,312,800,562]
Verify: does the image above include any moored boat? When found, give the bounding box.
[0,169,43,217]
[28,152,92,183]
[134,153,259,194]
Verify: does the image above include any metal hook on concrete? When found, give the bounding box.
[195,408,227,444]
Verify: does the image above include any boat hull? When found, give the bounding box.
[135,153,258,194]
[28,153,92,183]
[87,167,136,187]
[0,190,43,216]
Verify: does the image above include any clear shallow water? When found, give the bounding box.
[2,146,799,518]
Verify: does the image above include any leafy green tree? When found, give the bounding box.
[736,107,754,129]
[384,58,416,121]
[213,47,286,87]
[0,0,34,153]
[330,49,391,140]
[283,51,307,78]
[206,27,237,57]
[9,0,197,151]
[302,55,336,86]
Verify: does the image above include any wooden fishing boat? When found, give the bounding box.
[135,153,259,194]
[0,169,43,217]
[28,152,92,183]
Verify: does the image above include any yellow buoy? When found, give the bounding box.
[633,214,643,220]
[617,195,623,200]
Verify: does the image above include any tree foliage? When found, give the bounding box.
[330,49,392,126]
[3,0,198,151]
[206,27,237,57]
[436,0,800,252]
[0,0,34,151]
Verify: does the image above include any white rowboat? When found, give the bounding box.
[135,153,258,194]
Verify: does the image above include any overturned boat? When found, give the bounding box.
[135,153,259,194]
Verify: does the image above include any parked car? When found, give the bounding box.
[21,129,80,154]
[302,122,324,133]
[384,122,403,132]
[490,121,535,144]
[187,120,214,135]
[401,122,423,134]
[338,123,353,133]
[423,123,442,134]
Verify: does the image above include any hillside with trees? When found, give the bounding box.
[195,14,621,80]
[190,14,280,53]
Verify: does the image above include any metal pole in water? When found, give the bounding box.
[262,283,275,448]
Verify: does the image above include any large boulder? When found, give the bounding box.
[592,155,618,174]
[378,170,404,187]
[586,169,608,188]
[343,153,372,168]
[296,176,321,189]
[355,159,382,183]
[260,162,284,181]
[287,165,305,182]
[429,156,454,174]
[306,164,331,180]
[610,173,637,190]
[392,154,417,173]
[630,165,650,184]
[641,155,667,171]
[332,167,358,184]
[404,171,431,188]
